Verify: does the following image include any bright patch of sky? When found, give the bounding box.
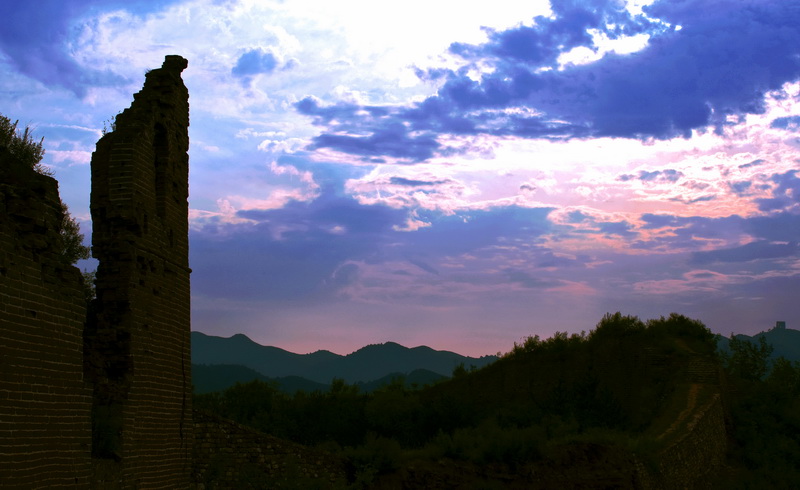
[1,0,799,355]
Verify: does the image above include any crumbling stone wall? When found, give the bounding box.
[192,411,347,489]
[648,392,726,489]
[0,148,92,487]
[85,55,192,488]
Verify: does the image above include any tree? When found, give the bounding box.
[1,114,47,174]
[59,201,91,265]
[1,112,91,266]
[724,335,774,381]
[588,312,645,341]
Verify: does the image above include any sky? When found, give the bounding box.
[2,0,799,356]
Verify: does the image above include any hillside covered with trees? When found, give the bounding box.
[194,312,800,488]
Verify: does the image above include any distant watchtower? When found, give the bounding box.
[86,55,191,488]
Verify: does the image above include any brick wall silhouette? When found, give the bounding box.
[0,148,92,487]
[85,55,192,488]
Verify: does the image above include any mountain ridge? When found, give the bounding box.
[191,331,497,384]
[715,325,800,362]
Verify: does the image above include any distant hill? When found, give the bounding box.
[192,364,447,394]
[191,331,497,385]
[192,364,330,394]
[358,368,446,391]
[715,325,800,362]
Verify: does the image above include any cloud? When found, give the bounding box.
[296,0,800,162]
[618,168,684,183]
[738,159,765,169]
[691,240,799,265]
[192,191,408,302]
[503,268,554,289]
[232,48,279,77]
[755,170,800,212]
[770,115,800,131]
[728,180,752,196]
[744,211,800,243]
[191,191,557,305]
[310,124,440,163]
[389,176,451,187]
[0,0,182,96]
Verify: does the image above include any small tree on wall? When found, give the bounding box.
[1,113,91,267]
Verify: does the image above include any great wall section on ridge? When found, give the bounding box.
[1,55,726,488]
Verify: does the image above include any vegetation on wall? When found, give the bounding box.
[1,113,90,271]
[0,115,47,174]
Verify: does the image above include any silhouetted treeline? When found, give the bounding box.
[194,312,800,487]
[715,335,800,487]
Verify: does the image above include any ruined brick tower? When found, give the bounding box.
[85,55,192,488]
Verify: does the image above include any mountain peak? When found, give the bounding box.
[192,332,498,384]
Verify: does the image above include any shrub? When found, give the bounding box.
[0,114,47,174]
[1,112,91,266]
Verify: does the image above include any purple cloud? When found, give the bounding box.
[0,0,181,96]
[297,0,800,162]
[619,169,684,183]
[691,241,799,265]
[756,170,800,212]
[770,115,800,131]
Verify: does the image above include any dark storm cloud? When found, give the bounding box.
[0,0,182,96]
[298,0,800,162]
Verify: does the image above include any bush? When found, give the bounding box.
[589,312,646,342]
[0,114,47,174]
[1,112,91,266]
